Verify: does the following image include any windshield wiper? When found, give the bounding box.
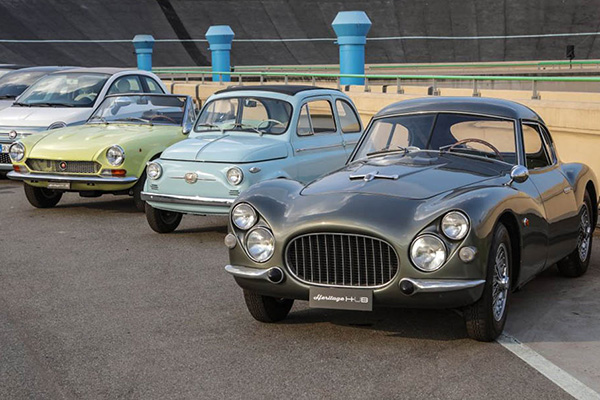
[12,101,30,107]
[30,102,76,107]
[89,115,108,124]
[0,95,16,100]
[115,117,153,125]
[367,146,409,158]
[228,122,262,135]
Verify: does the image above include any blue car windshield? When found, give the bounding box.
[195,97,292,135]
[0,70,50,99]
[15,72,109,108]
[354,113,517,164]
[88,95,186,126]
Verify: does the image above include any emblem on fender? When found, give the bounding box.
[184,172,198,184]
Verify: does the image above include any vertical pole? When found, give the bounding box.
[205,25,234,82]
[132,35,155,71]
[472,80,481,97]
[332,11,372,86]
[531,80,540,99]
[396,77,404,94]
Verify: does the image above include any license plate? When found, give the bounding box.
[309,287,373,311]
[47,182,70,190]
[0,144,8,153]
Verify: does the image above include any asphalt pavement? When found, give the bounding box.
[1,178,598,399]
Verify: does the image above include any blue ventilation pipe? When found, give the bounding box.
[205,25,235,82]
[132,35,155,71]
[332,11,372,85]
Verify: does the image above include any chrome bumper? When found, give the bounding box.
[399,278,485,295]
[225,265,284,284]
[7,171,138,184]
[141,191,234,207]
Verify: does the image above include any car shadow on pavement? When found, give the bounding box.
[173,225,228,234]
[282,307,468,341]
[53,197,141,214]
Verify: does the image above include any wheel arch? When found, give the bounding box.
[585,180,598,227]
[497,211,522,289]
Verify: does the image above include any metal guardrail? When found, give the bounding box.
[153,69,600,99]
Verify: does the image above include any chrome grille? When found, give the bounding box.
[0,153,10,164]
[26,159,100,174]
[286,233,399,287]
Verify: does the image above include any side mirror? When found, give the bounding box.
[509,165,529,185]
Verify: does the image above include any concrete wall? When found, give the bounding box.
[2,0,600,66]
[168,81,600,180]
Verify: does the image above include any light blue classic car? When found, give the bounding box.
[141,85,363,232]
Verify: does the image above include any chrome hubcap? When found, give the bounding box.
[492,243,509,322]
[578,204,591,262]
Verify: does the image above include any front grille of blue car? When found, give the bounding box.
[285,233,399,288]
[0,153,10,164]
[26,159,101,174]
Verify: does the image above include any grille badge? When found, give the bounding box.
[58,161,68,171]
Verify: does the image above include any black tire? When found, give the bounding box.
[131,172,146,212]
[145,203,183,233]
[243,289,294,323]
[23,184,62,208]
[464,223,512,342]
[557,191,593,278]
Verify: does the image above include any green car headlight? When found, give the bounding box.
[106,145,125,166]
[410,234,447,272]
[9,142,25,162]
[246,227,275,263]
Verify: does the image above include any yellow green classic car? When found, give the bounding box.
[7,94,196,210]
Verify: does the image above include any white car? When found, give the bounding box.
[0,66,71,111]
[0,67,167,172]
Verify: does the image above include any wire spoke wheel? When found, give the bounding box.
[577,203,591,262]
[492,243,509,322]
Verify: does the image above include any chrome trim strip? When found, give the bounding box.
[399,278,485,295]
[295,143,344,153]
[7,171,138,184]
[224,265,283,284]
[141,191,234,207]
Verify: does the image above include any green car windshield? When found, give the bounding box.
[15,72,109,107]
[88,95,186,125]
[353,113,517,164]
[195,97,292,135]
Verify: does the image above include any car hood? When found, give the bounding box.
[0,106,92,128]
[301,151,509,200]
[26,123,172,160]
[0,99,13,111]
[161,133,288,163]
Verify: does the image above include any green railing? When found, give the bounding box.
[153,69,600,100]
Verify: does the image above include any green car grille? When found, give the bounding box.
[0,153,10,164]
[26,159,101,174]
[286,233,399,288]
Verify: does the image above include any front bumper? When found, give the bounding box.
[225,264,486,309]
[141,191,234,207]
[7,171,138,185]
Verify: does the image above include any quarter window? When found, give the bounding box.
[107,76,143,95]
[336,99,361,133]
[522,124,552,169]
[142,76,164,93]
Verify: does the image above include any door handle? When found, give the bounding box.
[563,186,573,194]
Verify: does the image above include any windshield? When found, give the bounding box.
[0,70,50,99]
[89,95,186,125]
[353,113,517,164]
[15,72,109,107]
[195,97,292,135]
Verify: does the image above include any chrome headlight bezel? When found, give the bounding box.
[226,166,243,186]
[410,234,447,272]
[231,203,257,230]
[106,145,125,166]
[147,162,162,180]
[245,227,275,263]
[9,142,25,162]
[441,211,470,240]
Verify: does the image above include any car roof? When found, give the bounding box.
[214,85,339,96]
[6,66,72,73]
[48,67,130,76]
[375,97,543,122]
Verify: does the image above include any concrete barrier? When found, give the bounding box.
[167,81,600,180]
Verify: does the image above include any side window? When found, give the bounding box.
[297,104,312,136]
[336,99,361,133]
[107,76,143,95]
[306,100,336,134]
[142,76,164,94]
[538,125,556,164]
[522,124,552,169]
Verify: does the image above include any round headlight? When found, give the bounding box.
[48,121,67,130]
[410,234,447,272]
[9,142,25,162]
[226,167,243,186]
[246,227,275,263]
[232,203,257,230]
[8,130,17,140]
[441,211,469,240]
[106,145,125,166]
[147,162,162,180]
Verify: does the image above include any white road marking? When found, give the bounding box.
[497,333,600,400]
